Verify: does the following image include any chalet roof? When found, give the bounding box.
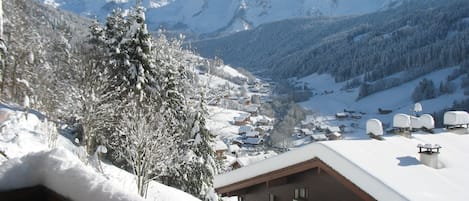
[311,134,328,141]
[228,144,241,153]
[245,131,259,138]
[234,114,250,122]
[238,125,253,133]
[0,148,145,201]
[300,128,314,135]
[215,131,469,201]
[244,137,263,145]
[214,140,228,151]
[245,105,258,113]
[235,151,277,167]
[327,126,341,133]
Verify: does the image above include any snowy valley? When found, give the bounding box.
[1,0,469,201]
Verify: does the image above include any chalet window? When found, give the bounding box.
[294,187,308,199]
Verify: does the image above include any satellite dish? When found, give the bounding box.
[414,102,422,113]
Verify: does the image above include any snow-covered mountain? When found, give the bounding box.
[38,0,399,37]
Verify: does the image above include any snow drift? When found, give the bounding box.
[444,111,469,127]
[419,114,435,130]
[393,114,411,129]
[366,119,383,136]
[0,148,145,201]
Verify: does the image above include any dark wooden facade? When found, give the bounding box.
[0,185,71,201]
[216,158,375,201]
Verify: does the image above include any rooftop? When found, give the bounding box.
[215,130,469,201]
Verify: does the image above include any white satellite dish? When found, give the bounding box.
[414,102,422,113]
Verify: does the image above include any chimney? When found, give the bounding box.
[417,144,441,169]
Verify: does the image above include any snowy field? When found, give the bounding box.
[298,67,466,139]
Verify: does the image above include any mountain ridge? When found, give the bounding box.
[38,0,398,38]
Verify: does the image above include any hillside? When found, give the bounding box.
[37,0,396,38]
[192,0,469,83]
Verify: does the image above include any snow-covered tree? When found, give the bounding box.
[117,99,174,197]
[168,91,219,200]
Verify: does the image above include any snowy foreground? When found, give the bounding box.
[0,107,200,201]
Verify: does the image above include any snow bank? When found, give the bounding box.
[214,140,228,151]
[420,114,435,129]
[444,111,469,126]
[0,148,145,201]
[366,119,383,136]
[393,113,411,128]
[410,116,422,129]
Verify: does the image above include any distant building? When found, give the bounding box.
[245,105,259,116]
[214,141,228,159]
[234,114,251,126]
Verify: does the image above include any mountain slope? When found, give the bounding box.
[38,0,396,37]
[191,0,469,82]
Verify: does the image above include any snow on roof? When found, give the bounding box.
[393,113,411,128]
[0,108,201,201]
[235,151,277,167]
[245,131,259,138]
[244,137,262,145]
[444,111,469,126]
[336,112,348,117]
[215,131,469,201]
[420,114,435,129]
[411,116,422,129]
[327,126,341,133]
[0,148,145,201]
[300,128,314,135]
[245,105,258,113]
[311,134,328,141]
[229,144,240,153]
[366,119,383,136]
[234,113,250,122]
[238,125,253,133]
[214,140,228,151]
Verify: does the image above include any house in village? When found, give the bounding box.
[311,134,328,141]
[326,132,343,140]
[245,131,260,138]
[299,128,314,136]
[234,114,251,126]
[326,126,341,134]
[214,140,229,159]
[239,125,254,135]
[244,137,264,145]
[228,151,277,170]
[256,118,270,126]
[254,126,271,135]
[245,105,259,117]
[335,112,348,119]
[229,144,241,156]
[215,130,469,201]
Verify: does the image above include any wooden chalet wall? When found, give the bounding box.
[217,158,375,201]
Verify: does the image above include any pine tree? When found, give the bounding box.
[171,91,219,200]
